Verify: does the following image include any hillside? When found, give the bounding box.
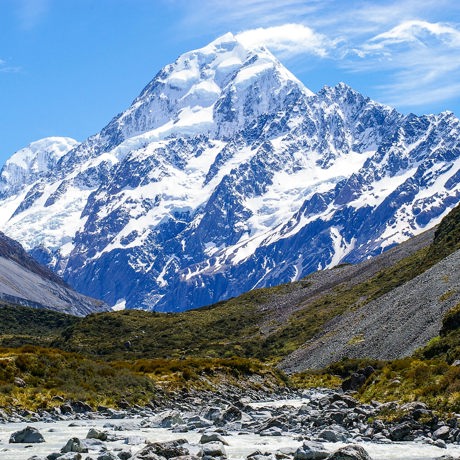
[0,203,457,412]
[0,203,455,368]
[0,232,108,316]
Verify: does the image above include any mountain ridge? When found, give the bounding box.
[0,33,459,311]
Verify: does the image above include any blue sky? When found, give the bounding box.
[1,0,460,165]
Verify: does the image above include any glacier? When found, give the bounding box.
[0,32,459,312]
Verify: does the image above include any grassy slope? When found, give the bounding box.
[53,238,437,362]
[0,203,457,411]
[4,201,456,365]
[0,303,79,348]
[336,205,460,413]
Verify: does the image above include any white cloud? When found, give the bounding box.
[236,24,335,58]
[348,20,460,109]
[164,0,460,111]
[367,20,460,50]
[0,59,21,74]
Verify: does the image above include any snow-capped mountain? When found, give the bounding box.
[0,137,79,196]
[0,33,459,312]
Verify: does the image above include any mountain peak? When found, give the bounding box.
[1,35,459,313]
[100,32,312,143]
[203,32,238,50]
[0,137,79,197]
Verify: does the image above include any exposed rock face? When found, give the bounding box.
[0,232,108,316]
[1,33,459,312]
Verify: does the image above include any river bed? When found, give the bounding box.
[0,396,458,459]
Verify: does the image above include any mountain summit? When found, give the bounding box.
[0,34,459,311]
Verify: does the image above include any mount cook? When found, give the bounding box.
[0,33,459,312]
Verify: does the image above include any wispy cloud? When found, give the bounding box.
[236,24,336,58]
[0,59,21,74]
[365,20,460,50]
[164,0,460,111]
[348,20,460,108]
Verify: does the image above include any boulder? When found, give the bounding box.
[70,401,93,413]
[326,445,372,460]
[260,427,283,436]
[117,450,133,460]
[87,428,108,441]
[9,426,45,443]
[61,437,89,453]
[202,441,227,458]
[389,421,412,441]
[222,405,242,422]
[56,454,83,460]
[294,441,329,460]
[318,425,348,442]
[433,425,451,440]
[97,453,120,460]
[341,373,366,392]
[134,439,189,459]
[200,432,229,445]
[160,411,184,428]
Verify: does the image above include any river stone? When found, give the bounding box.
[61,437,89,453]
[204,407,222,421]
[70,400,93,413]
[294,441,329,460]
[318,425,348,442]
[57,454,83,460]
[44,454,61,460]
[87,428,108,441]
[200,432,229,445]
[135,439,189,458]
[117,450,133,460]
[161,411,184,428]
[202,441,227,457]
[222,405,242,422]
[9,426,45,443]
[434,439,447,449]
[97,453,120,460]
[434,425,451,440]
[389,421,412,441]
[326,445,372,460]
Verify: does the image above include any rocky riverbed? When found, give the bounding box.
[1,388,459,460]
